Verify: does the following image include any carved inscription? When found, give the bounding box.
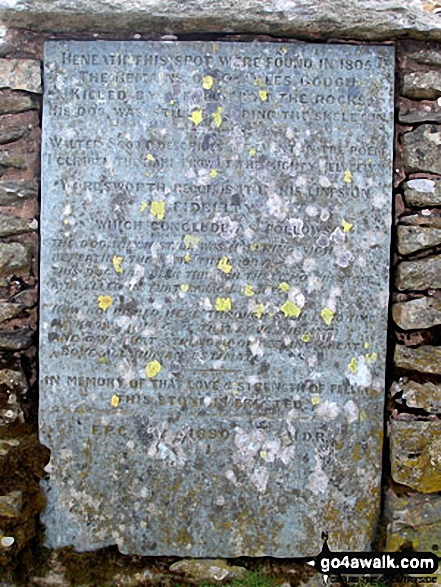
[40,41,394,556]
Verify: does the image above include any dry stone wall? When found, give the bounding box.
[387,40,441,554]
[0,44,48,576]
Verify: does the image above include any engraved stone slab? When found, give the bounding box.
[40,41,394,556]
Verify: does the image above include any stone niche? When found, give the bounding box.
[39,40,394,556]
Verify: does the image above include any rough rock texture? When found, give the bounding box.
[0,328,33,350]
[0,95,35,115]
[169,560,249,584]
[0,242,30,276]
[399,211,441,228]
[403,71,441,99]
[0,180,37,205]
[0,126,26,145]
[0,302,22,322]
[396,379,441,413]
[0,0,439,39]
[399,98,441,124]
[0,490,22,517]
[0,214,35,237]
[397,225,441,255]
[385,489,441,551]
[396,254,441,290]
[390,419,441,492]
[393,296,441,330]
[403,124,441,174]
[404,178,441,207]
[0,59,41,93]
[394,344,441,374]
[400,41,441,66]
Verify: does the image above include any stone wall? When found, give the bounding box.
[1,22,441,585]
[0,37,48,578]
[386,41,441,554]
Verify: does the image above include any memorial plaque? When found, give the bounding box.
[40,41,394,556]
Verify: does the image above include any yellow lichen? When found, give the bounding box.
[259,90,268,101]
[97,295,113,311]
[252,304,265,319]
[183,234,200,249]
[342,218,353,233]
[146,360,162,378]
[244,284,255,297]
[203,75,214,90]
[249,147,256,157]
[279,282,290,293]
[215,297,232,312]
[260,450,267,459]
[112,255,123,274]
[281,300,301,318]
[111,395,120,408]
[212,106,223,128]
[301,333,311,343]
[217,256,233,274]
[210,169,218,178]
[150,200,165,221]
[348,357,358,374]
[140,201,148,212]
[321,307,334,326]
[146,153,155,161]
[189,108,203,126]
[181,284,189,293]
[184,253,191,263]
[311,394,321,406]
[343,170,353,183]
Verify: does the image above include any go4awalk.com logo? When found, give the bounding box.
[311,534,439,583]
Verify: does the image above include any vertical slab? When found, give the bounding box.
[40,41,394,556]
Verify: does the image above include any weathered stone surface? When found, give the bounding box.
[403,71,441,100]
[0,438,19,456]
[395,344,441,374]
[0,180,37,205]
[403,125,441,174]
[0,59,41,93]
[0,242,30,276]
[0,0,440,39]
[0,214,35,237]
[395,255,441,290]
[399,211,441,228]
[400,41,441,67]
[390,419,441,492]
[0,302,22,323]
[0,151,25,173]
[0,328,32,350]
[385,489,441,551]
[40,41,393,556]
[393,296,441,330]
[0,214,36,237]
[397,225,441,255]
[0,490,22,517]
[0,126,26,145]
[0,95,35,115]
[404,178,441,207]
[399,98,441,124]
[396,379,441,413]
[170,560,248,584]
[0,368,27,394]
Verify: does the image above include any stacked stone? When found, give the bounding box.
[0,49,49,574]
[387,41,441,553]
